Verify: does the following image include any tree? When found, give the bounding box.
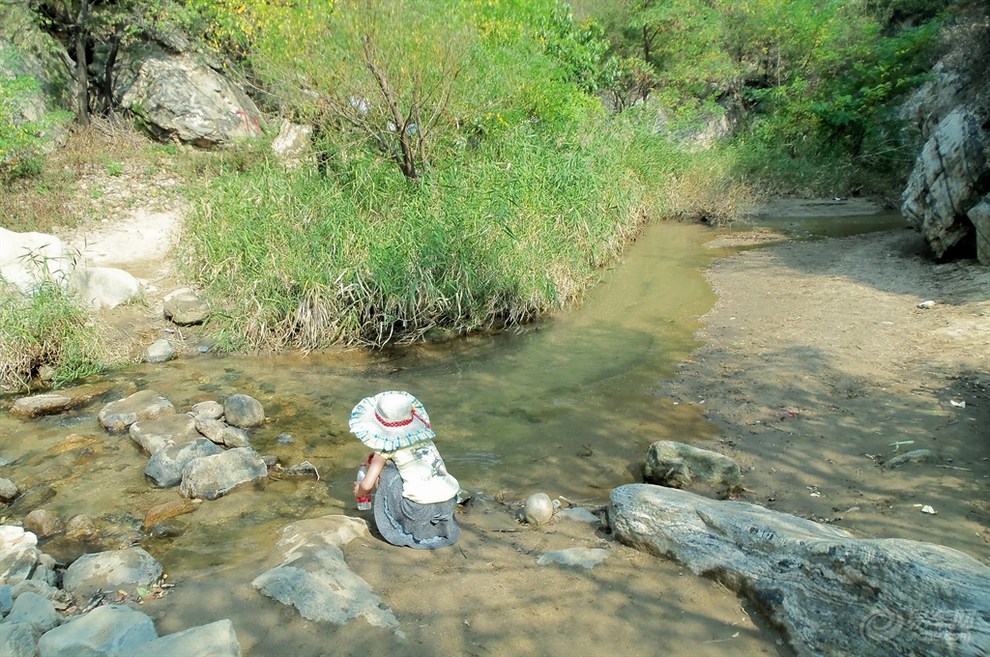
[236,0,470,180]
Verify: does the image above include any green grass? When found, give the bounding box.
[180,115,692,350]
[0,279,109,391]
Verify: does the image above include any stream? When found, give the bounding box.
[0,211,907,652]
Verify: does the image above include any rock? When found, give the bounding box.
[0,526,41,586]
[194,416,226,443]
[4,591,62,634]
[22,509,61,538]
[129,413,197,456]
[63,515,97,541]
[523,493,554,526]
[608,484,990,657]
[223,394,265,429]
[9,580,65,604]
[145,438,224,488]
[69,265,142,310]
[9,383,111,419]
[139,619,241,657]
[968,196,990,265]
[0,4,75,147]
[36,605,157,657]
[643,440,742,492]
[271,119,313,169]
[0,478,19,503]
[128,413,199,456]
[142,498,200,531]
[0,584,12,614]
[557,507,600,524]
[163,288,210,325]
[0,622,38,657]
[252,516,401,632]
[220,426,250,448]
[98,390,175,433]
[901,107,990,261]
[143,339,177,364]
[118,52,264,147]
[179,447,268,500]
[885,448,939,468]
[536,548,609,569]
[0,228,73,294]
[62,547,163,601]
[5,485,55,514]
[191,400,224,420]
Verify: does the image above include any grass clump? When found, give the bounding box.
[0,278,108,392]
[181,112,675,350]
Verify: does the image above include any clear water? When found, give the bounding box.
[0,213,903,573]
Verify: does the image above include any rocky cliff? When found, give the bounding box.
[901,7,990,264]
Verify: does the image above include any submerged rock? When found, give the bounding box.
[98,390,175,433]
[62,547,163,601]
[252,516,400,634]
[223,394,265,429]
[9,383,112,419]
[179,447,267,500]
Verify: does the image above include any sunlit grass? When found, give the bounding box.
[0,279,109,391]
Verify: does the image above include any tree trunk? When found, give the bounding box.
[74,0,90,126]
[100,22,123,116]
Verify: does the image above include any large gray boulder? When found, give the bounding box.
[0,229,73,294]
[139,619,241,657]
[0,229,142,308]
[0,4,74,162]
[901,108,990,262]
[608,484,990,657]
[0,622,38,657]
[117,52,263,147]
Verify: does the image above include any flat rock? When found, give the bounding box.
[98,390,175,433]
[9,383,112,419]
[609,484,990,657]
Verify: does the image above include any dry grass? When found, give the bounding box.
[0,118,182,235]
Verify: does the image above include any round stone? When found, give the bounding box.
[524,492,555,526]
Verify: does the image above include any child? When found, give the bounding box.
[349,390,461,549]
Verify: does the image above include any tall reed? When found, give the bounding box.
[181,116,670,351]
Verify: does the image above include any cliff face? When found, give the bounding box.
[900,7,990,264]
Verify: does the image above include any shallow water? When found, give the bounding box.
[0,213,909,654]
[1,222,728,571]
